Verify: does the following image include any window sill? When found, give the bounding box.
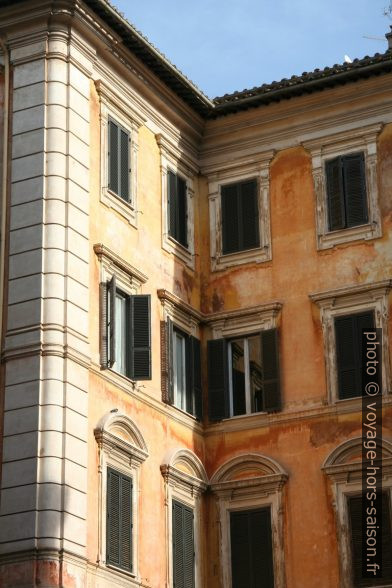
[101,187,138,227]
[162,233,195,268]
[212,244,271,271]
[105,564,141,585]
[317,220,382,250]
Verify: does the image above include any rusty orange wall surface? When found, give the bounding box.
[86,69,392,588]
[87,80,205,587]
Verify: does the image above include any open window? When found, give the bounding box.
[159,289,202,420]
[95,244,151,382]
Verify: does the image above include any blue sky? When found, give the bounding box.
[110,0,391,98]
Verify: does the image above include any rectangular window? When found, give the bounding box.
[101,276,152,380]
[207,329,281,421]
[172,500,195,588]
[161,319,202,419]
[108,118,130,202]
[106,468,133,573]
[168,170,188,248]
[335,311,374,399]
[326,152,368,231]
[348,493,392,587]
[221,179,260,254]
[230,507,274,588]
[173,329,187,412]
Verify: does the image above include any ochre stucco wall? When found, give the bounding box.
[86,74,392,588]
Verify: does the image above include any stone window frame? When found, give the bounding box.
[96,80,145,228]
[94,243,148,381]
[160,448,208,588]
[158,288,203,423]
[322,437,392,588]
[210,453,288,588]
[206,301,283,425]
[206,151,274,271]
[304,123,383,250]
[94,410,149,584]
[309,280,392,405]
[156,133,197,269]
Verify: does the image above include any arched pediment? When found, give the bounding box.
[210,453,287,485]
[323,436,392,469]
[161,448,208,485]
[94,410,148,465]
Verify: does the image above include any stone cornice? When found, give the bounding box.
[94,243,148,284]
[309,279,392,307]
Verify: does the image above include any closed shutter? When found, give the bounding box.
[186,336,202,419]
[173,500,194,588]
[221,183,240,254]
[168,171,177,240]
[348,495,362,586]
[326,157,345,231]
[177,176,188,248]
[100,282,108,368]
[343,153,368,228]
[207,338,229,422]
[335,311,374,399]
[119,128,130,201]
[161,318,174,404]
[261,328,281,413]
[108,275,117,368]
[240,180,259,250]
[107,468,133,573]
[230,508,274,588]
[348,493,392,587]
[108,119,119,195]
[130,295,151,380]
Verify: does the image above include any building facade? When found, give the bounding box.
[0,1,391,587]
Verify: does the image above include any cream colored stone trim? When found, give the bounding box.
[304,123,383,250]
[94,243,148,294]
[156,133,196,269]
[309,280,392,403]
[210,453,287,588]
[322,437,392,588]
[207,151,274,271]
[161,449,208,588]
[97,80,145,227]
[157,288,201,337]
[94,411,148,582]
[206,301,282,339]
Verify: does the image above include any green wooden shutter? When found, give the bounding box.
[172,501,194,588]
[177,176,188,247]
[108,275,117,368]
[107,468,132,572]
[207,339,229,421]
[240,179,259,251]
[230,508,274,588]
[348,495,363,586]
[261,328,281,413]
[349,493,392,587]
[343,153,368,228]
[130,295,151,380]
[108,119,119,195]
[168,171,177,240]
[221,183,240,254]
[335,312,374,399]
[167,318,174,404]
[161,318,174,404]
[119,128,130,201]
[186,336,202,419]
[100,282,109,368]
[326,157,345,231]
